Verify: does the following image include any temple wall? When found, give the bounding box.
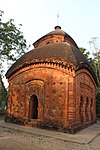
[6,62,75,131]
[6,63,96,133]
[75,69,96,127]
[5,25,97,133]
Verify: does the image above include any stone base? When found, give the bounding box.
[5,114,97,134]
[37,120,97,134]
[5,114,26,125]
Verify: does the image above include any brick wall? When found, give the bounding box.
[6,62,96,133]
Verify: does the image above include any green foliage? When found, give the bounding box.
[79,47,95,67]
[88,37,100,86]
[0,75,7,109]
[0,10,28,72]
[79,47,90,60]
[0,107,6,113]
[96,87,100,117]
[93,51,100,85]
[0,10,29,112]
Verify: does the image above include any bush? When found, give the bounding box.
[96,87,100,118]
[0,107,6,116]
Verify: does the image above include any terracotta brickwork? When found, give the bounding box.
[6,62,96,133]
[34,35,64,48]
[6,62,75,129]
[5,26,97,133]
[75,69,96,126]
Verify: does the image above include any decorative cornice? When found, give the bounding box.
[6,58,76,79]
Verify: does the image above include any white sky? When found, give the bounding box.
[0,0,100,87]
[1,0,100,49]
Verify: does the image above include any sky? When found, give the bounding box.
[0,0,100,87]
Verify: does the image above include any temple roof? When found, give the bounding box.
[5,26,98,85]
[33,26,78,48]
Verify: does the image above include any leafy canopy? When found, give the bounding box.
[0,10,28,72]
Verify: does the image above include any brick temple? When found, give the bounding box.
[5,26,97,133]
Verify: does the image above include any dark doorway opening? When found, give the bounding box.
[30,95,38,119]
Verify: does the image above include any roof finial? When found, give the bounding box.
[55,12,61,30]
[57,12,59,25]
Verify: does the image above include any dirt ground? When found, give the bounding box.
[0,135,45,150]
[0,117,100,150]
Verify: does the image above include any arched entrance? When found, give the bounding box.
[30,95,38,119]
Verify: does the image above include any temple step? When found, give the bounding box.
[26,120,38,127]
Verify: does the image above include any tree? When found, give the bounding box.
[0,10,29,112]
[0,10,29,73]
[79,47,90,60]
[91,49,100,118]
[88,37,100,86]
[96,87,100,118]
[92,51,100,85]
[0,75,7,110]
[79,47,95,68]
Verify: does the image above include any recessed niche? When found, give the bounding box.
[59,95,62,98]
[52,98,55,101]
[47,82,49,85]
[46,95,49,98]
[52,89,56,93]
[53,82,56,85]
[46,41,50,44]
[60,82,62,85]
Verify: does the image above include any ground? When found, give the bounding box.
[0,117,100,150]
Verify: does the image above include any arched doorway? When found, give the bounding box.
[30,95,38,119]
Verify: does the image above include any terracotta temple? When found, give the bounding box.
[5,26,98,133]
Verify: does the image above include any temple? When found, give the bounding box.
[5,26,97,133]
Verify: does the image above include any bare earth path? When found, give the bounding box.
[0,118,100,150]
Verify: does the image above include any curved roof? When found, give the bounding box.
[6,43,76,78]
[6,42,97,83]
[33,26,78,49]
[6,43,77,78]
[5,26,98,85]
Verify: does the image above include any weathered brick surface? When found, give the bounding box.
[5,26,97,133]
[5,62,96,133]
